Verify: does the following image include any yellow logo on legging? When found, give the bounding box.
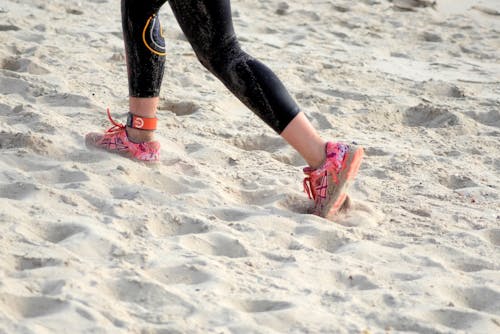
[142,15,166,56]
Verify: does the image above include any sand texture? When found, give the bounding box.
[0,0,499,333]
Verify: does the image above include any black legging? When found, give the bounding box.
[122,0,300,133]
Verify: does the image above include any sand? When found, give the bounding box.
[0,0,499,333]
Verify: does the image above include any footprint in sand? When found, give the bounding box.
[439,174,478,190]
[0,131,52,155]
[148,212,211,237]
[363,146,391,157]
[34,168,89,185]
[3,105,56,134]
[16,32,45,43]
[261,251,296,263]
[14,256,62,271]
[0,182,40,200]
[159,100,200,116]
[481,228,500,247]
[42,224,118,261]
[237,300,293,313]
[419,80,465,98]
[444,286,500,316]
[41,280,66,295]
[271,150,304,167]
[0,103,9,115]
[0,24,20,31]
[317,87,368,101]
[232,134,286,153]
[276,193,310,214]
[422,31,443,43]
[238,188,280,206]
[0,294,69,319]
[75,307,95,322]
[471,5,500,16]
[39,93,93,108]
[179,232,248,258]
[108,278,192,317]
[78,192,118,217]
[431,308,483,331]
[213,207,253,222]
[392,0,436,11]
[293,225,353,254]
[41,224,87,243]
[0,131,46,151]
[111,176,198,203]
[391,272,423,281]
[466,110,500,128]
[0,76,30,96]
[66,8,84,15]
[332,271,379,291]
[147,265,212,285]
[1,57,50,75]
[434,247,494,273]
[402,205,432,218]
[403,104,460,128]
[232,133,303,166]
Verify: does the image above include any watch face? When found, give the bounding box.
[132,117,145,129]
[126,113,156,130]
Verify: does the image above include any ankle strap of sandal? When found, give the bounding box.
[126,112,157,131]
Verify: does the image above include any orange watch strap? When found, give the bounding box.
[126,113,157,130]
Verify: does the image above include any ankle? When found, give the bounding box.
[126,127,155,143]
[307,141,327,169]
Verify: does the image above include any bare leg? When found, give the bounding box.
[126,97,158,142]
[280,112,327,168]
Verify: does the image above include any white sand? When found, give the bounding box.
[1,0,499,333]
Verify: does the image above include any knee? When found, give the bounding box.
[193,36,246,75]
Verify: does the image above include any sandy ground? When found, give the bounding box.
[0,0,499,333]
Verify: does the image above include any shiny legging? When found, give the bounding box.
[122,0,300,133]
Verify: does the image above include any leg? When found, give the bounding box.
[168,0,327,167]
[169,0,363,217]
[122,0,169,142]
[85,0,167,161]
[127,97,159,142]
[280,113,327,169]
